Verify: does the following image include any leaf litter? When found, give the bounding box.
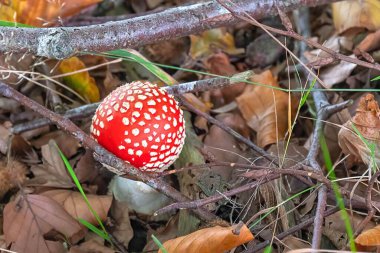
[1,0,380,252]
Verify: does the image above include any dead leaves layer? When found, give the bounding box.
[4,195,84,253]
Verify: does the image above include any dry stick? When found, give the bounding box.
[0,0,342,59]
[0,81,218,222]
[155,168,336,215]
[244,207,340,252]
[12,72,252,134]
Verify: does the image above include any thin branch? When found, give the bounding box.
[0,0,341,59]
[12,72,252,134]
[0,80,218,222]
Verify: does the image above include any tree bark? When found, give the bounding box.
[0,0,341,59]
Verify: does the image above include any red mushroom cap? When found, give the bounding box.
[91,81,186,172]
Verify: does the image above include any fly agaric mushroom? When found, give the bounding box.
[90,81,186,172]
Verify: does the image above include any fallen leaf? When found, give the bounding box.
[356,224,380,252]
[144,215,179,252]
[355,29,380,53]
[323,211,374,249]
[4,194,84,253]
[332,0,380,34]
[0,159,27,199]
[159,223,253,253]
[28,139,75,188]
[319,55,357,88]
[338,93,380,165]
[236,70,298,148]
[283,236,310,252]
[204,53,246,105]
[59,57,100,103]
[109,200,134,249]
[42,189,112,225]
[69,238,114,253]
[0,0,101,27]
[190,28,244,59]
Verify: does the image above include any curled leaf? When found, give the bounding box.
[59,57,100,103]
[338,93,380,165]
[236,70,298,148]
[356,224,380,246]
[159,223,254,253]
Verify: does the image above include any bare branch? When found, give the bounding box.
[0,0,341,59]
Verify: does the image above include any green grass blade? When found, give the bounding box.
[105,49,175,85]
[299,77,317,108]
[79,218,110,240]
[0,20,34,28]
[371,75,380,81]
[152,234,168,253]
[56,146,111,242]
[320,134,356,252]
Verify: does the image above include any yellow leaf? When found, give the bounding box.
[159,223,254,253]
[190,28,244,59]
[332,0,380,34]
[236,70,298,148]
[0,0,102,27]
[59,57,100,103]
[356,224,380,246]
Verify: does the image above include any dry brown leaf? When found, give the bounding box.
[4,194,84,253]
[190,28,244,59]
[319,55,357,88]
[109,200,134,249]
[28,140,75,188]
[69,238,115,253]
[0,159,27,198]
[159,223,254,253]
[42,189,112,225]
[0,0,101,27]
[204,53,246,104]
[356,30,380,53]
[332,0,380,34]
[236,70,298,148]
[356,224,380,246]
[338,93,380,165]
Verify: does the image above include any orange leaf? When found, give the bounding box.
[1,0,101,27]
[159,223,254,253]
[59,57,100,103]
[236,70,298,148]
[356,224,380,246]
[4,194,84,253]
[42,189,112,225]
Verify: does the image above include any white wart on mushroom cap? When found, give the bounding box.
[91,81,186,172]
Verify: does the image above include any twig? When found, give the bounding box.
[11,72,252,134]
[0,80,218,222]
[0,0,341,59]
[243,207,340,252]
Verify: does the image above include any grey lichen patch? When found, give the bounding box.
[37,29,75,59]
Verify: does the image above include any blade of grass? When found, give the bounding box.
[152,234,168,253]
[57,145,111,242]
[320,134,356,252]
[78,218,109,240]
[0,20,34,28]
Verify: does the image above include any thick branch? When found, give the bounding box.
[0,0,340,59]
